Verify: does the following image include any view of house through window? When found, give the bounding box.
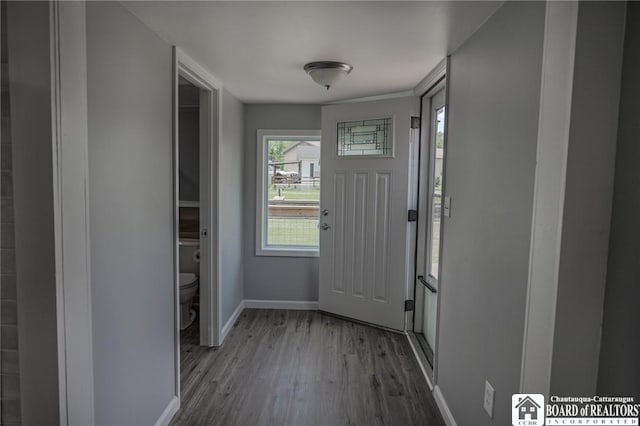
[265,138,321,248]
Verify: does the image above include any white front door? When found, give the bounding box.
[318,97,419,331]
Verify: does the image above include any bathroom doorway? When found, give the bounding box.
[173,48,223,401]
[177,77,201,340]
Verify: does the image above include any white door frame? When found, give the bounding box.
[172,47,223,397]
[519,1,578,394]
[408,57,448,386]
[49,1,95,424]
[413,77,447,383]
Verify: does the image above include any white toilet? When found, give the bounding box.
[179,272,199,330]
[179,244,200,330]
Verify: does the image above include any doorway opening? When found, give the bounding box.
[177,77,201,341]
[173,48,223,402]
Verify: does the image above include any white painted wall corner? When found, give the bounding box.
[220,300,245,344]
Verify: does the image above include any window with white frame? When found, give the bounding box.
[256,129,321,256]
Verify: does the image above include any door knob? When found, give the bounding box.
[319,223,331,231]
[321,209,329,216]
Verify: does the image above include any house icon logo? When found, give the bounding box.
[512,394,544,426]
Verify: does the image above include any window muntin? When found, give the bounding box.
[337,117,392,157]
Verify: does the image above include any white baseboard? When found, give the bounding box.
[243,299,318,310]
[220,299,245,344]
[433,385,457,426]
[154,396,179,426]
[405,333,433,390]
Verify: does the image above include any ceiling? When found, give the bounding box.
[124,1,503,104]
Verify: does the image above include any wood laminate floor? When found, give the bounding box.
[172,309,444,426]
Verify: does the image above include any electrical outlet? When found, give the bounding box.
[484,380,495,418]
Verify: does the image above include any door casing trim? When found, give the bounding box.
[173,48,224,407]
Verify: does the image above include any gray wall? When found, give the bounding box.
[7,2,59,424]
[437,2,544,425]
[243,104,321,301]
[87,2,175,424]
[550,1,626,396]
[598,2,640,399]
[221,89,244,324]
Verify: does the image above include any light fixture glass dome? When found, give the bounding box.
[304,61,353,90]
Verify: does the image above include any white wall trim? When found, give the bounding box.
[332,90,415,105]
[244,299,319,310]
[433,385,457,426]
[405,334,433,390]
[175,47,223,349]
[413,58,446,96]
[220,300,245,344]
[175,49,222,90]
[173,47,224,408]
[153,396,179,426]
[50,1,95,424]
[520,1,578,395]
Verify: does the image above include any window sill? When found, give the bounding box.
[256,247,319,258]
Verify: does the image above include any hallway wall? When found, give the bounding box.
[598,1,640,400]
[550,0,626,396]
[86,2,175,424]
[242,104,321,302]
[436,2,545,424]
[221,88,244,324]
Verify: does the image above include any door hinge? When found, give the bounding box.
[405,299,415,312]
[411,116,421,129]
[408,209,418,222]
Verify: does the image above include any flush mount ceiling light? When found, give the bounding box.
[304,61,354,90]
